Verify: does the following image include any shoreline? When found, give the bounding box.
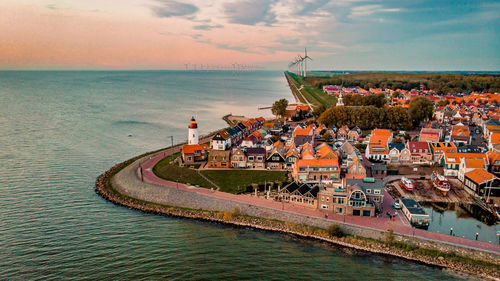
[95,148,499,280]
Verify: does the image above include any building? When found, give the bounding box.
[450,125,470,144]
[278,182,319,209]
[182,144,209,164]
[211,131,230,150]
[429,142,456,163]
[463,169,499,198]
[346,177,384,215]
[419,127,442,143]
[246,147,266,168]
[317,186,347,214]
[293,158,340,184]
[188,117,199,145]
[365,129,392,162]
[407,142,432,164]
[458,158,487,182]
[231,147,247,168]
[207,150,231,168]
[399,198,430,228]
[441,152,487,176]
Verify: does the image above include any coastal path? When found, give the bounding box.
[134,147,500,254]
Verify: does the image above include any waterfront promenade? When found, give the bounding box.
[132,145,500,254]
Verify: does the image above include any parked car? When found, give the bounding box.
[393,202,401,209]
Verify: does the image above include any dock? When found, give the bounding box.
[387,178,474,204]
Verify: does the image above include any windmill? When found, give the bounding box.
[303,48,312,77]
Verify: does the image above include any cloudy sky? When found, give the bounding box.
[1,0,499,70]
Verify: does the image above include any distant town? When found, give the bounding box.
[176,72,500,230]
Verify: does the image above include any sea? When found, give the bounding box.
[0,70,472,280]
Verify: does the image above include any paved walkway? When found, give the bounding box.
[138,146,500,254]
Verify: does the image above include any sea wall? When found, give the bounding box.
[113,153,498,262]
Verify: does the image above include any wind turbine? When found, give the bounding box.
[303,48,312,77]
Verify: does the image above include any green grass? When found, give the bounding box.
[201,169,288,194]
[153,154,288,194]
[287,72,336,107]
[153,153,217,189]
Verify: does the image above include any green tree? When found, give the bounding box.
[271,98,289,119]
[409,97,434,126]
[392,91,401,99]
[313,104,326,118]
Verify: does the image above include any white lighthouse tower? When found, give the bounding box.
[188,117,199,145]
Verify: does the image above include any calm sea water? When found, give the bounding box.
[0,71,462,280]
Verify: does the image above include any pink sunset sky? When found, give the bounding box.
[1,0,499,70]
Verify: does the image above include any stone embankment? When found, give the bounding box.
[96,149,499,280]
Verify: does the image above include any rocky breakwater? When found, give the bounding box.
[96,150,500,280]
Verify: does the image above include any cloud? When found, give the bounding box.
[223,0,277,25]
[151,0,198,18]
[193,24,224,30]
[349,5,401,17]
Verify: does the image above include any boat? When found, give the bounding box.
[399,177,413,191]
[431,171,451,196]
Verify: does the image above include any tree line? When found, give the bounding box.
[318,97,434,130]
[342,93,387,107]
[309,73,500,94]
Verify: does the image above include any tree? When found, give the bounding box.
[409,97,434,126]
[313,104,326,118]
[392,91,401,99]
[271,98,289,119]
[437,99,450,106]
[322,131,331,141]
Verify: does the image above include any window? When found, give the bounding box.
[186,156,192,161]
[374,190,381,194]
[336,207,343,213]
[326,197,330,202]
[366,189,371,194]
[257,156,263,161]
[248,156,254,161]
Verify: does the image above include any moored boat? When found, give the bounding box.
[431,171,450,196]
[400,177,413,191]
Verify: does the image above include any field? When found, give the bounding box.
[201,169,288,194]
[153,155,288,194]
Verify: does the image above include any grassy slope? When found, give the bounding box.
[153,153,217,188]
[153,154,288,194]
[201,169,288,194]
[287,72,336,107]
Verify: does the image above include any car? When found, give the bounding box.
[392,202,401,209]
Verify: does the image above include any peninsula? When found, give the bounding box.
[97,71,500,280]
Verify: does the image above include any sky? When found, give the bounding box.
[1,0,499,70]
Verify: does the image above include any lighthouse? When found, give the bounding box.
[188,117,199,145]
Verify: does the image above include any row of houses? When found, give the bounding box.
[278,177,384,217]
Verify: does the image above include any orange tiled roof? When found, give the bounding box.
[316,144,337,159]
[293,126,313,137]
[464,158,485,169]
[296,158,338,167]
[301,150,315,159]
[464,169,496,184]
[487,151,500,165]
[491,132,500,144]
[372,129,392,137]
[182,144,209,154]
